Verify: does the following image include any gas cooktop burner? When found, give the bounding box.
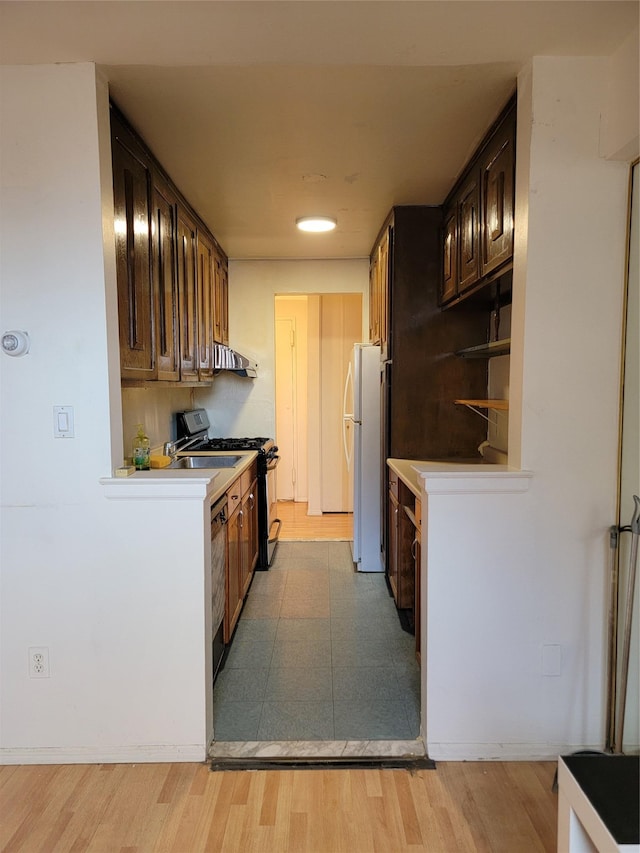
[192,436,275,454]
[176,411,276,455]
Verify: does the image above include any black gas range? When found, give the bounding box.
[189,434,278,461]
[176,410,280,569]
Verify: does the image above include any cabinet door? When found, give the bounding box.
[225,505,242,643]
[414,497,422,662]
[151,179,179,381]
[414,533,421,660]
[176,208,198,380]
[458,171,481,294]
[112,129,154,380]
[247,475,259,574]
[441,204,458,305]
[213,251,229,345]
[481,111,515,277]
[239,501,250,598]
[214,253,229,346]
[369,252,380,344]
[387,480,400,602]
[378,229,390,359]
[196,231,214,380]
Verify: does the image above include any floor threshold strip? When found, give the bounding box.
[210,755,436,772]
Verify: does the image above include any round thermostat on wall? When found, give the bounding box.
[1,330,30,357]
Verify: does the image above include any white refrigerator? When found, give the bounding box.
[342,343,383,572]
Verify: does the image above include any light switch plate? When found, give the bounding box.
[54,405,74,438]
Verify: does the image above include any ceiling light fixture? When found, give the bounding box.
[296,216,337,233]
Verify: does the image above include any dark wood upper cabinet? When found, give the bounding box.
[176,207,199,381]
[196,230,214,381]
[151,177,179,381]
[111,124,154,381]
[368,226,390,356]
[441,204,458,305]
[440,96,516,308]
[458,170,481,292]
[481,109,515,277]
[213,252,229,346]
[110,102,229,385]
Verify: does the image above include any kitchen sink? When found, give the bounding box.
[170,454,243,469]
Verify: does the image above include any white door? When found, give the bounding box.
[275,317,296,501]
[321,294,361,512]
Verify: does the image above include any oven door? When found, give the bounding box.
[265,455,281,565]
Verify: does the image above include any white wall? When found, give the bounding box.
[195,259,369,437]
[0,63,117,758]
[600,28,640,162]
[423,56,633,760]
[1,64,211,764]
[122,385,195,457]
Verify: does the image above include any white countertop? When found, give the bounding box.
[387,457,531,498]
[100,451,259,503]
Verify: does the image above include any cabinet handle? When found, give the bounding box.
[239,509,243,527]
[411,538,418,560]
[231,494,239,501]
[249,493,255,509]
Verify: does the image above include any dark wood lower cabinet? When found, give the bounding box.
[387,467,422,655]
[224,464,259,644]
[411,499,421,661]
[387,478,400,603]
[225,502,243,644]
[387,474,415,612]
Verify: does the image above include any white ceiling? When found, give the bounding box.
[1,1,637,259]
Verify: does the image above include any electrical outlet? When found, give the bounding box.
[29,646,50,678]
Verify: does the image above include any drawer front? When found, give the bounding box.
[227,475,242,508]
[241,461,257,496]
[388,472,399,500]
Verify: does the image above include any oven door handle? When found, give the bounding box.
[266,456,280,470]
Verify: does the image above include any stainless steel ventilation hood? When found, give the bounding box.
[213,344,258,378]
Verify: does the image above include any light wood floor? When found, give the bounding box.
[0,760,558,852]
[277,500,353,541]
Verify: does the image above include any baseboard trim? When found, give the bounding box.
[0,743,206,765]
[426,742,608,761]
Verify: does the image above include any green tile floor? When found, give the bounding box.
[213,541,421,741]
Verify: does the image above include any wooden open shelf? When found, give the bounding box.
[455,399,509,411]
[455,338,511,358]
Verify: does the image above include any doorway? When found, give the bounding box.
[274,293,362,514]
[210,291,422,755]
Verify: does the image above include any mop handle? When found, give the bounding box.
[614,494,640,753]
[631,494,640,535]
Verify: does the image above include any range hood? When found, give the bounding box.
[213,343,258,378]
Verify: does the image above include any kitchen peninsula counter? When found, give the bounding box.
[99,450,259,504]
[387,456,501,499]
